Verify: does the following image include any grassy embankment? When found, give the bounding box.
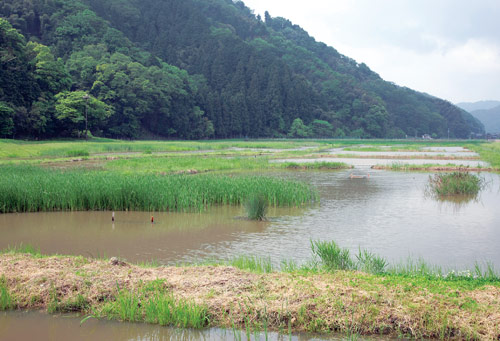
[1,243,499,339]
[370,141,500,172]
[0,138,324,159]
[468,141,500,170]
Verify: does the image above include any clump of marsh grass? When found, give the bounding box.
[2,243,42,257]
[311,240,388,274]
[144,292,208,328]
[0,276,15,310]
[230,255,273,273]
[311,240,354,271]
[98,281,209,328]
[355,249,387,274]
[244,194,268,220]
[427,171,485,197]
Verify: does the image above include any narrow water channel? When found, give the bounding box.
[0,311,375,340]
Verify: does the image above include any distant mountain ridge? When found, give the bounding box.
[456,101,500,112]
[0,0,484,139]
[456,101,500,133]
[471,106,500,134]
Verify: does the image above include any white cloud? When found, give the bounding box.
[242,0,500,102]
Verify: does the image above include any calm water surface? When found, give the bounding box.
[0,311,373,341]
[1,170,499,270]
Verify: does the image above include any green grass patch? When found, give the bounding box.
[0,276,15,310]
[281,161,349,170]
[0,138,321,159]
[65,150,90,157]
[311,240,355,271]
[104,155,271,174]
[468,141,500,170]
[307,240,499,284]
[0,165,317,213]
[99,281,209,328]
[1,243,42,257]
[229,255,274,273]
[427,172,485,197]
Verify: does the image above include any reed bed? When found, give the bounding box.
[0,165,317,213]
[244,194,268,220]
[427,171,485,197]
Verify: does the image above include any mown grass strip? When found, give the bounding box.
[0,165,318,213]
[281,161,349,170]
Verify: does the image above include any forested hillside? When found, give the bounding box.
[0,0,484,139]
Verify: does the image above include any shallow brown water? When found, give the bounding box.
[0,311,370,341]
[0,207,297,264]
[1,170,499,269]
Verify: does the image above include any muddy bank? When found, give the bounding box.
[370,165,494,172]
[1,254,499,339]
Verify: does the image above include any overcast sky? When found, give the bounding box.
[242,0,500,103]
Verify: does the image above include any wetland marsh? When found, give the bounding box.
[1,138,499,339]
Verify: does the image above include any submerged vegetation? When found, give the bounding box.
[0,165,317,213]
[427,172,485,197]
[244,194,268,220]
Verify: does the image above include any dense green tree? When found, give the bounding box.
[0,0,484,139]
[288,118,311,138]
[310,119,334,138]
[0,102,14,136]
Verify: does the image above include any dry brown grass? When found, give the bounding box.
[1,254,499,339]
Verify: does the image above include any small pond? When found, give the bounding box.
[1,170,499,270]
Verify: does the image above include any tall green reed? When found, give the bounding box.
[427,172,485,197]
[0,165,318,213]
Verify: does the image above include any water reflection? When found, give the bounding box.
[1,170,499,270]
[0,311,377,341]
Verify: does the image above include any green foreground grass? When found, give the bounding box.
[1,243,499,339]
